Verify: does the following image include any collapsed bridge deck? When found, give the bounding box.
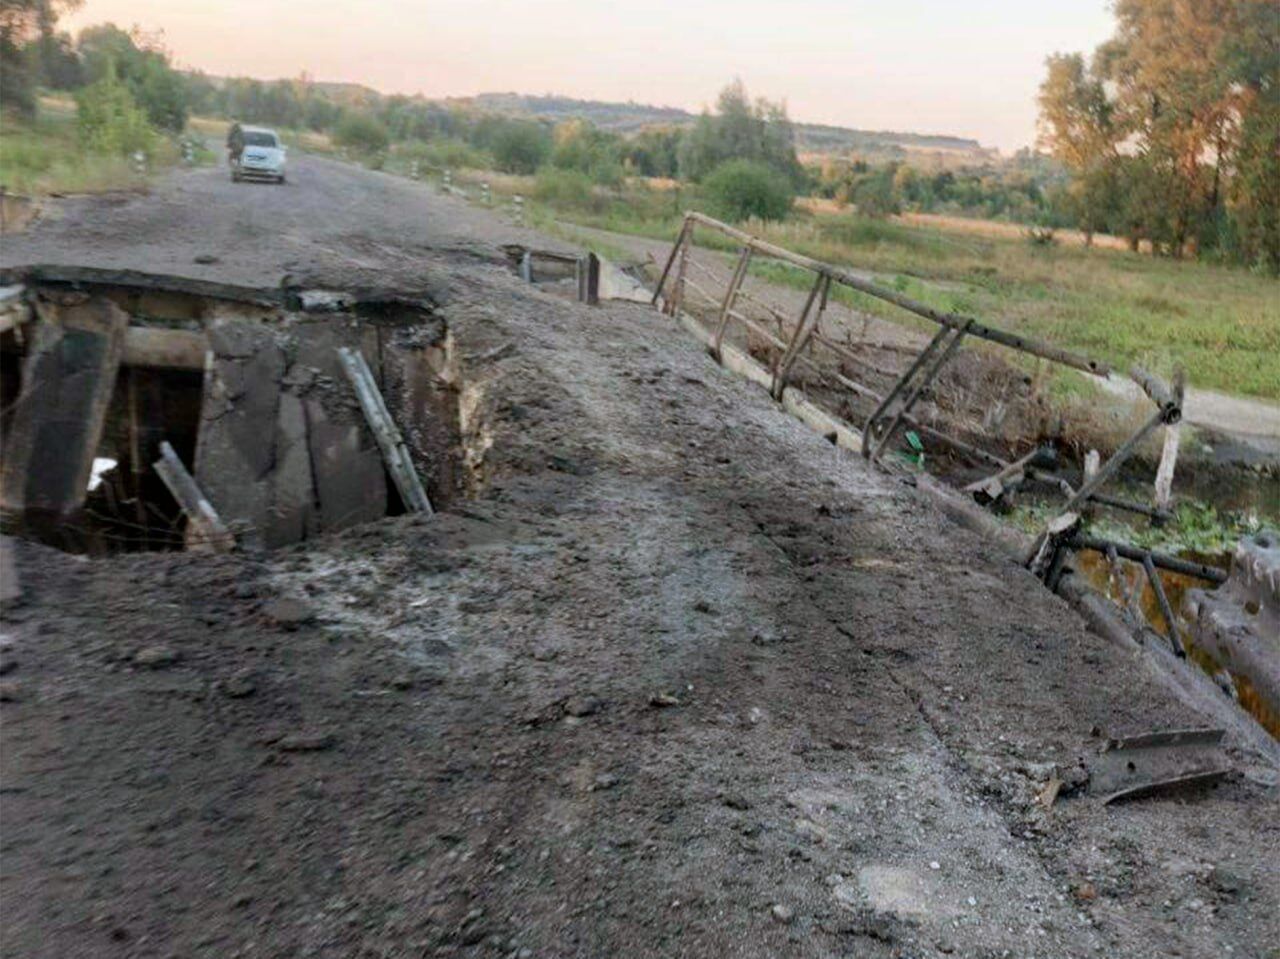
[0,157,1276,959]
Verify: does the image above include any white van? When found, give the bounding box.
[227,124,287,184]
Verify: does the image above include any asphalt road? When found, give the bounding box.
[2,155,1277,959]
[1,152,563,292]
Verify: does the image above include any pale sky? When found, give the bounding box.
[65,0,1116,152]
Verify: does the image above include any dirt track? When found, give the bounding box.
[2,156,1278,959]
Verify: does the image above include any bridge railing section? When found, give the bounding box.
[651,210,1194,655]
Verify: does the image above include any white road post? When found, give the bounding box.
[513,195,524,226]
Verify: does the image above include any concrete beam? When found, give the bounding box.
[122,327,208,370]
[0,296,128,516]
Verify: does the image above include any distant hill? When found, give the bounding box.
[197,77,992,160]
[459,92,991,159]
[462,93,690,132]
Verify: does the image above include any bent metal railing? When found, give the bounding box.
[652,211,1193,655]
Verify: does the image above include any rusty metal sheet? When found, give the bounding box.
[1089,728,1230,805]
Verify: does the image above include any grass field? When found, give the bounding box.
[477,178,1279,401]
[0,96,195,197]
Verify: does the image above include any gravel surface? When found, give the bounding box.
[2,155,1277,959]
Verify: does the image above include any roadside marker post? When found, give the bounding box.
[481,182,491,206]
[513,195,524,226]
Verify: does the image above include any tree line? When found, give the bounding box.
[2,7,808,221]
[1037,0,1278,271]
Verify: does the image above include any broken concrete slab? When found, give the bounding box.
[306,406,386,531]
[194,323,286,548]
[291,320,387,531]
[0,295,127,517]
[195,318,396,547]
[268,391,316,548]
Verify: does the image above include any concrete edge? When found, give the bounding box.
[0,264,285,306]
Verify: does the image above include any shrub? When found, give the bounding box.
[75,71,155,156]
[133,57,189,132]
[702,159,793,222]
[532,167,605,213]
[333,112,390,154]
[396,137,491,171]
[491,122,551,174]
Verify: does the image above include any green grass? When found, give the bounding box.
[1,96,186,196]
[519,184,1279,400]
[1008,498,1266,555]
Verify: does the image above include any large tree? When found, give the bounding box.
[677,80,802,184]
[1,0,81,116]
[1038,0,1279,268]
[78,23,188,131]
[1037,53,1121,245]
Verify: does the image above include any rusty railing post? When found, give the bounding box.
[771,273,829,399]
[860,324,951,459]
[869,320,972,464]
[652,217,691,311]
[710,245,753,359]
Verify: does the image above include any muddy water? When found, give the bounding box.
[1075,550,1280,738]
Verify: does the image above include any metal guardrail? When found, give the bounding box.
[652,211,1189,645]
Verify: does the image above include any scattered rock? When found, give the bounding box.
[720,792,751,811]
[133,645,179,668]
[692,599,717,615]
[388,673,416,691]
[648,692,680,708]
[564,695,602,717]
[0,656,17,676]
[262,597,315,629]
[278,730,336,752]
[193,254,220,264]
[1210,868,1242,898]
[0,680,21,702]
[220,669,257,698]
[1073,882,1097,902]
[770,904,795,925]
[591,772,621,791]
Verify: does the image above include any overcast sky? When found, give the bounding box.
[66,0,1116,152]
